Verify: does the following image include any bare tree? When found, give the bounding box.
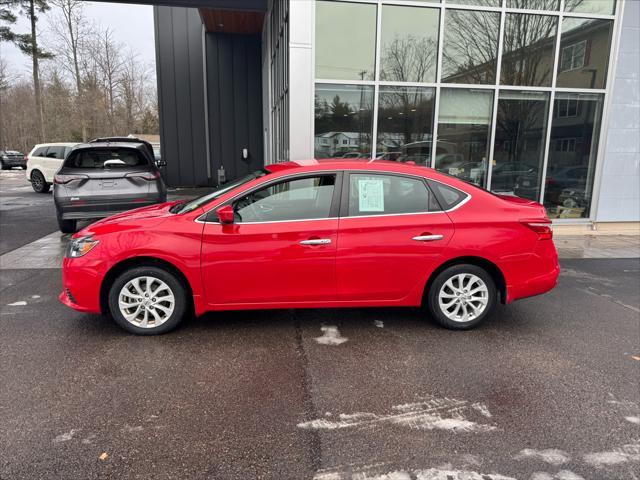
[49,0,89,140]
[92,27,124,134]
[3,0,53,141]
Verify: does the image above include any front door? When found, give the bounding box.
[201,173,341,307]
[336,172,455,302]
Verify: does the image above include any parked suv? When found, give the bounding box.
[26,143,79,193]
[0,150,26,170]
[53,140,167,233]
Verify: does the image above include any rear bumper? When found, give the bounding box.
[56,194,166,220]
[507,264,560,303]
[2,158,26,167]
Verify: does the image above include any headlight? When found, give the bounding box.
[67,236,100,258]
[1,155,7,160]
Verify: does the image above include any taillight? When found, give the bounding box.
[125,171,160,181]
[521,220,553,240]
[54,174,88,184]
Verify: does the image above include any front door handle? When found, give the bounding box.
[412,234,443,242]
[300,238,332,246]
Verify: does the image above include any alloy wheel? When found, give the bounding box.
[438,273,489,323]
[118,276,175,328]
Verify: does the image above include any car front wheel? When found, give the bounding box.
[427,264,496,330]
[108,266,189,335]
[31,170,50,193]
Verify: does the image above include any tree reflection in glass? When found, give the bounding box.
[501,13,557,87]
[506,0,559,10]
[379,5,439,83]
[442,9,500,84]
[376,87,435,165]
[314,84,374,159]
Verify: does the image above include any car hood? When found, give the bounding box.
[76,201,182,236]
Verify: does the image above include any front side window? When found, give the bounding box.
[233,175,336,223]
[347,173,439,217]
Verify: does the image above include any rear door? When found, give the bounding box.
[42,146,66,181]
[336,172,455,302]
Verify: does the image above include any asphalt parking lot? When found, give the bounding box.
[1,169,639,480]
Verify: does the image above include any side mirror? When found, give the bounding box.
[216,205,235,224]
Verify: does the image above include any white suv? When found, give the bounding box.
[26,143,79,193]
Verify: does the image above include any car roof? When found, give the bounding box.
[33,142,79,148]
[263,159,484,193]
[70,142,150,151]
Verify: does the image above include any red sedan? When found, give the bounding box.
[60,160,559,334]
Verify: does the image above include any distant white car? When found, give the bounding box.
[26,143,79,193]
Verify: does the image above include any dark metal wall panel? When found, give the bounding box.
[154,6,209,187]
[206,33,264,182]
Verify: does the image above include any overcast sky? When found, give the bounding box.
[0,1,155,77]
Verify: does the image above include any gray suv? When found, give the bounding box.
[53,140,167,233]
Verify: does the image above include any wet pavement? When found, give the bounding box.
[1,169,639,480]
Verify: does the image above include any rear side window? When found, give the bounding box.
[45,146,66,159]
[32,146,48,157]
[64,148,150,169]
[347,173,440,216]
[428,180,468,210]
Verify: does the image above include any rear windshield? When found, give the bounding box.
[64,148,150,169]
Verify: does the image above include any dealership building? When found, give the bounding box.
[129,0,639,228]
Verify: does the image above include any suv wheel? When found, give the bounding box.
[31,170,50,193]
[427,264,496,330]
[0,159,6,170]
[56,212,77,234]
[108,266,188,335]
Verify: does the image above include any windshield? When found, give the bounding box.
[174,169,269,214]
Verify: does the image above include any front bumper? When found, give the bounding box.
[2,157,26,167]
[59,257,105,314]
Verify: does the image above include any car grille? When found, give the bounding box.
[65,288,77,304]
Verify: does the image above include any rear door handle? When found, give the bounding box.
[299,239,332,246]
[412,234,443,242]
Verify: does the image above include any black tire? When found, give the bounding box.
[31,170,50,193]
[20,165,27,170]
[0,159,6,170]
[427,264,497,330]
[57,212,77,234]
[108,265,189,335]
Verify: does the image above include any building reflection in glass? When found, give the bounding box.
[442,9,500,85]
[492,91,550,200]
[543,93,603,218]
[375,86,435,166]
[314,84,374,159]
[436,89,494,188]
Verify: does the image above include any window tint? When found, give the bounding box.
[45,146,66,159]
[233,175,336,223]
[32,147,48,157]
[428,180,468,210]
[348,174,439,216]
[64,148,149,169]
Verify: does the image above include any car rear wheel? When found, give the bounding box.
[108,266,188,335]
[0,159,6,170]
[31,170,50,193]
[427,264,496,330]
[56,212,77,234]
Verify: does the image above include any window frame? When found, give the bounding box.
[560,39,587,73]
[340,171,452,218]
[203,171,344,224]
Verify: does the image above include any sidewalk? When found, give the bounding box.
[554,234,640,259]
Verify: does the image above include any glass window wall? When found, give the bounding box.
[436,89,493,188]
[314,84,374,159]
[544,93,604,219]
[313,0,619,221]
[492,91,550,201]
[380,5,440,83]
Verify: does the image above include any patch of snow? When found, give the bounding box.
[414,469,516,480]
[555,471,585,480]
[471,402,493,418]
[514,448,569,466]
[624,415,640,424]
[31,295,40,299]
[7,301,27,306]
[315,325,348,345]
[374,320,384,328]
[53,429,79,443]
[530,474,554,480]
[298,395,496,433]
